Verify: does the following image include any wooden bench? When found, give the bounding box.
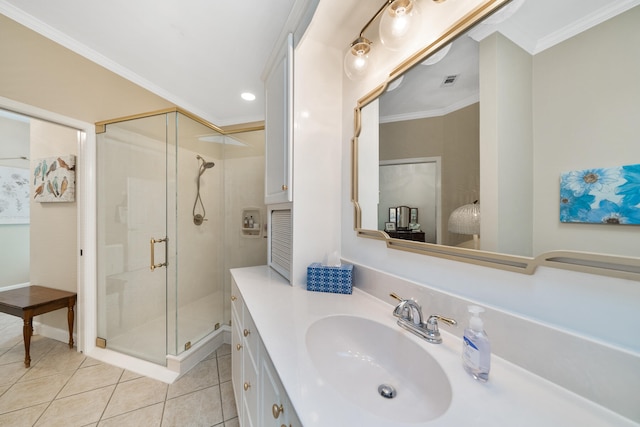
[0,285,77,367]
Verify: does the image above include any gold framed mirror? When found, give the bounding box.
[351,0,640,280]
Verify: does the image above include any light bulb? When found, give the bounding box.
[344,37,372,80]
[379,0,420,51]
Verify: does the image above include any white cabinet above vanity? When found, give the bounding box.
[264,32,293,205]
[230,265,637,427]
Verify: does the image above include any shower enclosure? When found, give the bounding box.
[96,109,225,365]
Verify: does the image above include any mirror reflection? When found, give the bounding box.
[358,0,640,259]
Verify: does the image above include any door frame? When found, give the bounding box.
[379,156,442,245]
[0,95,95,355]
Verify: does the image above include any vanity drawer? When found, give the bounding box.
[231,280,242,319]
[231,306,243,409]
[242,304,259,358]
[242,338,259,427]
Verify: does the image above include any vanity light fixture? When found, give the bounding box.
[378,0,421,51]
[345,0,445,80]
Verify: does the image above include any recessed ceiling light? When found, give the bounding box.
[241,92,256,101]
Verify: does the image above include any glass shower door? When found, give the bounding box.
[96,114,169,365]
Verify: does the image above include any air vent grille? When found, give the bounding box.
[441,74,459,87]
[269,208,292,280]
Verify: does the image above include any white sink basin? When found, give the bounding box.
[305,315,452,423]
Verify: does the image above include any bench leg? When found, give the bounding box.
[23,316,32,368]
[67,301,75,349]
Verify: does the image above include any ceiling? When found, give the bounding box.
[1,0,638,127]
[379,0,640,120]
[0,0,300,127]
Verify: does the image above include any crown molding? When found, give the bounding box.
[379,93,479,124]
[533,0,640,54]
[0,0,223,125]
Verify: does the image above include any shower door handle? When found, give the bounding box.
[150,237,168,271]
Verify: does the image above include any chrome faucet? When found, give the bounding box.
[390,293,457,344]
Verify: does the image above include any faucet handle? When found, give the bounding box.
[390,293,423,325]
[430,315,457,327]
[392,299,412,321]
[426,314,457,334]
[390,293,412,322]
[422,315,457,344]
[389,292,403,303]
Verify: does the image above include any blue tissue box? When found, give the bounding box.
[307,263,353,294]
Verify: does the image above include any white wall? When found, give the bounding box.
[290,34,343,286]
[0,113,30,288]
[358,99,379,230]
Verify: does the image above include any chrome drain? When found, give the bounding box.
[378,384,397,399]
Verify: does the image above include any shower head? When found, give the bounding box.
[196,155,215,175]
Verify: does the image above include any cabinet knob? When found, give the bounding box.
[231,295,237,301]
[244,382,251,391]
[272,403,284,419]
[236,344,242,351]
[243,329,250,337]
[281,184,288,191]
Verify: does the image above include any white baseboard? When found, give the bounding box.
[33,321,76,347]
[0,282,30,292]
[84,326,231,384]
[166,326,231,380]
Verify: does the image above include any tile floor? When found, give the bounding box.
[0,312,238,427]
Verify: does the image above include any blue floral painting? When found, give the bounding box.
[560,164,640,225]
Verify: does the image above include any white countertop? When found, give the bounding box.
[231,265,636,427]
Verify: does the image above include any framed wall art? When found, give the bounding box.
[560,163,640,225]
[0,166,30,224]
[33,155,76,203]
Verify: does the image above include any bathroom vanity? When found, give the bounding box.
[231,275,301,426]
[230,266,636,426]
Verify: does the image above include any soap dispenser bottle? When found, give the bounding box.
[462,305,491,382]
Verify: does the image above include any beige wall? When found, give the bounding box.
[531,6,640,256]
[479,6,640,258]
[29,118,78,331]
[0,14,173,124]
[380,103,479,245]
[223,152,267,324]
[479,33,533,256]
[0,13,182,338]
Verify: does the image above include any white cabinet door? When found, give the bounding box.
[260,341,301,427]
[231,308,243,418]
[260,348,284,427]
[265,33,293,204]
